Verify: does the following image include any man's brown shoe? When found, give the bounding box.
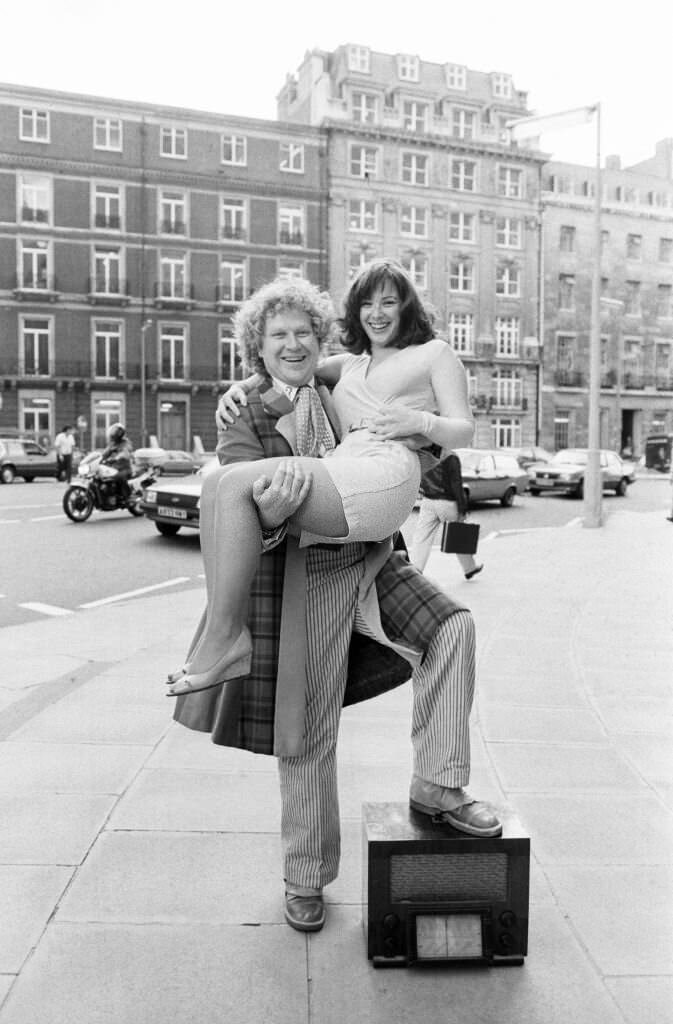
[284,891,326,932]
[409,777,502,837]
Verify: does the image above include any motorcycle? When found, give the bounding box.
[62,456,157,523]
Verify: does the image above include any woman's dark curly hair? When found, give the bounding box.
[339,258,435,354]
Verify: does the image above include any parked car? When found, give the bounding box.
[140,458,219,535]
[133,448,198,476]
[501,445,554,475]
[529,448,635,498]
[0,437,61,483]
[454,449,529,506]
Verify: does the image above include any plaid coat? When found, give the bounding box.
[173,376,465,754]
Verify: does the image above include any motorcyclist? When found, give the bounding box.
[100,423,134,502]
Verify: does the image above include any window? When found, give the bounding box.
[554,411,570,450]
[160,126,187,159]
[450,159,476,192]
[601,229,610,249]
[495,316,520,357]
[219,324,243,382]
[449,259,473,292]
[93,117,122,151]
[221,198,246,240]
[495,217,521,248]
[397,54,419,81]
[400,205,427,237]
[401,152,428,186]
[93,399,124,449]
[623,338,643,387]
[556,334,575,371]
[279,205,304,246]
[348,199,377,232]
[626,233,642,259]
[352,92,377,124]
[219,260,245,302]
[497,165,523,198]
[492,418,521,447]
[494,369,522,407]
[348,45,371,73]
[655,342,672,382]
[402,101,428,133]
[401,253,428,290]
[21,395,52,436]
[560,225,576,253]
[657,284,672,318]
[20,108,49,142]
[278,260,305,280]
[444,64,467,90]
[349,248,370,279]
[159,324,186,380]
[496,264,520,298]
[222,134,247,165]
[350,144,378,178]
[93,184,122,230]
[559,274,575,310]
[448,313,474,353]
[452,109,475,140]
[93,320,122,378]
[160,190,187,235]
[93,246,122,294]
[449,212,475,243]
[159,251,187,299]
[19,240,51,290]
[659,238,673,262]
[491,74,513,99]
[20,316,52,375]
[19,174,51,224]
[625,280,641,315]
[280,142,304,173]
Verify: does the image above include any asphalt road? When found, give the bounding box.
[1,474,669,629]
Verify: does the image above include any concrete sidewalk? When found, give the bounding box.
[0,507,671,1023]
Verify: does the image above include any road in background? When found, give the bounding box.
[1,474,669,628]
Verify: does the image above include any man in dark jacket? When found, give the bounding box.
[100,423,134,501]
[173,277,500,933]
[411,452,483,579]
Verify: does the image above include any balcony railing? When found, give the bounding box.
[221,225,246,241]
[554,369,584,387]
[21,205,49,223]
[13,274,59,300]
[623,372,655,390]
[87,278,131,304]
[94,213,121,230]
[152,282,195,308]
[655,375,673,391]
[601,369,617,388]
[215,283,244,305]
[160,219,186,235]
[279,230,304,246]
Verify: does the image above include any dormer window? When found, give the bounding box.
[444,63,467,91]
[397,54,419,82]
[348,45,371,73]
[491,73,513,99]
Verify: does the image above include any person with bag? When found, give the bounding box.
[411,451,483,579]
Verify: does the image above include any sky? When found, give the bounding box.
[2,0,671,169]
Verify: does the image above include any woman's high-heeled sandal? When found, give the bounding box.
[166,628,252,697]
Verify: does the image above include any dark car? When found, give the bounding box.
[133,448,198,476]
[140,458,219,535]
[529,448,635,498]
[0,437,61,483]
[454,449,529,506]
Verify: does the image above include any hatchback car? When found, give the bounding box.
[140,458,219,535]
[454,449,530,506]
[0,437,61,483]
[133,448,198,476]
[501,445,554,474]
[529,448,635,498]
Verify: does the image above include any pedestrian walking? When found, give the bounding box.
[53,425,75,483]
[411,451,483,579]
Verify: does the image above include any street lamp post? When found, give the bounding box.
[140,319,152,448]
[583,103,603,528]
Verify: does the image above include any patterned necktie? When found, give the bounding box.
[294,385,336,457]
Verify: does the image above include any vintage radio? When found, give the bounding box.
[363,802,529,968]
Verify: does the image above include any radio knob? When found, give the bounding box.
[499,910,517,929]
[498,931,515,949]
[383,914,399,932]
[383,936,398,957]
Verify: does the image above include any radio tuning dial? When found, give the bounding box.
[383,914,400,931]
[499,910,517,929]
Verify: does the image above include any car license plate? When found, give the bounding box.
[158,506,187,519]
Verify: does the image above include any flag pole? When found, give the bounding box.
[583,102,602,527]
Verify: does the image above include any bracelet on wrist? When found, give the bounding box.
[419,411,434,438]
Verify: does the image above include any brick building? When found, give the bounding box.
[0,84,327,451]
[540,143,673,455]
[277,44,546,449]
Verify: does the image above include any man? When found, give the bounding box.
[173,277,500,934]
[411,451,483,579]
[100,423,133,500]
[54,424,75,483]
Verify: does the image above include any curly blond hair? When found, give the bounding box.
[233,277,336,373]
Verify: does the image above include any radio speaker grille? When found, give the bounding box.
[390,853,508,902]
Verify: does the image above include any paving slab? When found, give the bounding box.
[0,922,308,1024]
[605,976,673,1024]
[146,721,278,773]
[0,741,150,795]
[478,703,608,744]
[489,742,644,791]
[9,703,170,746]
[0,866,74,972]
[307,904,626,1024]
[0,793,116,865]
[56,830,285,924]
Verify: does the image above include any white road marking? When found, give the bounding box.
[30,514,64,522]
[0,503,61,510]
[19,602,73,617]
[0,519,20,525]
[78,576,190,609]
[565,517,583,527]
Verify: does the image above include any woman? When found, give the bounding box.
[167,259,474,696]
[410,451,483,578]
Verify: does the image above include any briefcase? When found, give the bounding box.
[441,521,480,555]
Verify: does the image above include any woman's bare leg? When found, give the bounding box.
[170,457,347,691]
